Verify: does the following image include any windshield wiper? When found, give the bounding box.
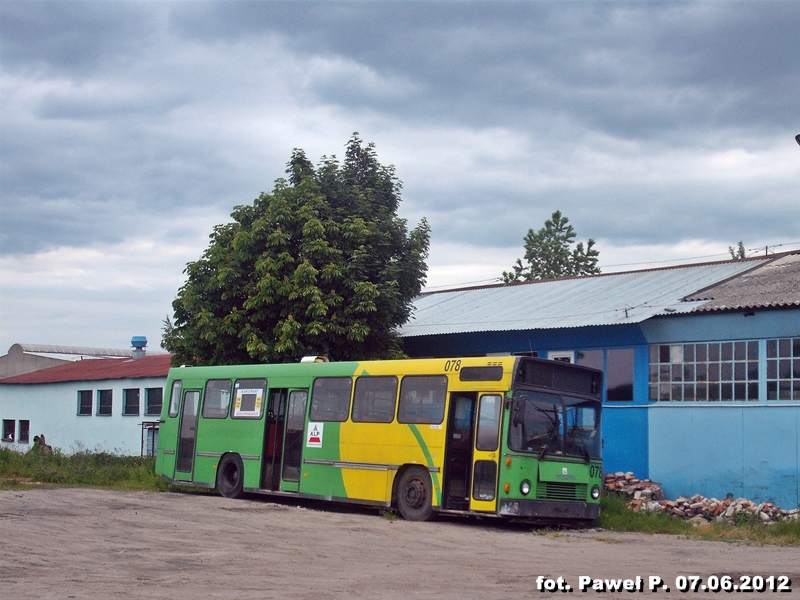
[572,430,592,464]
[539,426,561,460]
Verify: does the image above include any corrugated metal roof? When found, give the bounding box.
[0,354,173,385]
[12,343,135,359]
[399,258,769,338]
[683,253,800,312]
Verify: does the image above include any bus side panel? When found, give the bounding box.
[339,421,446,506]
[193,417,265,488]
[298,421,347,499]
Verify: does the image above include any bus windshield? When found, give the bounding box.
[508,391,600,460]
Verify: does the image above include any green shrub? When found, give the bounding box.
[0,447,171,491]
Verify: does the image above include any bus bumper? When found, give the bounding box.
[498,498,600,521]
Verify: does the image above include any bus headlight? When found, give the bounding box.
[591,486,601,500]
[520,480,531,495]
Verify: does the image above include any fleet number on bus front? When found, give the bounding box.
[444,360,462,372]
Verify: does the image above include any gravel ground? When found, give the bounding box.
[1,487,798,599]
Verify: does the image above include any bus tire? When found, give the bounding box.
[396,466,434,521]
[217,454,244,499]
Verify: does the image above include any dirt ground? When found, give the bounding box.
[1,488,798,600]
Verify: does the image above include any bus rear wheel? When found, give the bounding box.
[396,466,434,521]
[217,454,244,499]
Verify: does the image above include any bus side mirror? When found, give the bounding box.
[511,397,525,427]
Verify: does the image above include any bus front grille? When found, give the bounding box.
[539,481,587,502]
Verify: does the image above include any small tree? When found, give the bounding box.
[729,241,747,260]
[502,210,600,282]
[163,134,430,365]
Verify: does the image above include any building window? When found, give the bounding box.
[97,389,113,416]
[607,349,635,401]
[78,390,93,416]
[145,388,163,416]
[766,337,800,400]
[18,420,30,444]
[649,341,759,401]
[123,389,140,416]
[2,419,14,442]
[577,349,634,402]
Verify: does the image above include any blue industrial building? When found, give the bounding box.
[399,251,800,508]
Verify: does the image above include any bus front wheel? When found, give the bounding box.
[396,466,434,521]
[217,454,244,499]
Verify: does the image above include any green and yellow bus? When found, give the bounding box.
[155,355,603,522]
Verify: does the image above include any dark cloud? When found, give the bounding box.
[2,1,799,256]
[1,1,159,76]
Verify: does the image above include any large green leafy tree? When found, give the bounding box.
[502,210,600,282]
[163,134,430,365]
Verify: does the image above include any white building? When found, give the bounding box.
[0,353,171,456]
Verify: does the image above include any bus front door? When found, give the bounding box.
[174,390,200,481]
[469,394,503,513]
[280,389,308,493]
[262,389,288,490]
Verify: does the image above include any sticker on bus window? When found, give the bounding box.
[307,422,323,448]
[233,388,264,418]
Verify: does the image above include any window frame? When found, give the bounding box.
[123,388,141,416]
[96,389,113,416]
[18,420,30,444]
[144,387,163,416]
[649,340,760,402]
[2,419,15,442]
[77,390,93,416]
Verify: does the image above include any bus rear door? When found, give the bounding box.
[261,388,307,493]
[174,389,200,482]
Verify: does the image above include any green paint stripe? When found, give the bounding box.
[407,424,442,506]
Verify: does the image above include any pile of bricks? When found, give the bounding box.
[603,472,800,524]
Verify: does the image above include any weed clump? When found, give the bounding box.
[0,447,172,491]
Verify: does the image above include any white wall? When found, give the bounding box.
[0,377,166,455]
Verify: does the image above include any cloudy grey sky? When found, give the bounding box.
[2,1,799,353]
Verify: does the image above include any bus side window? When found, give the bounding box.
[232,379,267,419]
[309,377,352,422]
[352,376,398,423]
[168,380,182,418]
[203,380,232,419]
[397,375,447,424]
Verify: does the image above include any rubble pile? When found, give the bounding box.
[603,472,800,524]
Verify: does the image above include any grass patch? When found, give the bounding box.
[600,492,800,546]
[599,492,692,535]
[0,447,173,492]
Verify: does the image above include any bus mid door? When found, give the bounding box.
[470,394,503,513]
[262,389,287,491]
[280,389,308,493]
